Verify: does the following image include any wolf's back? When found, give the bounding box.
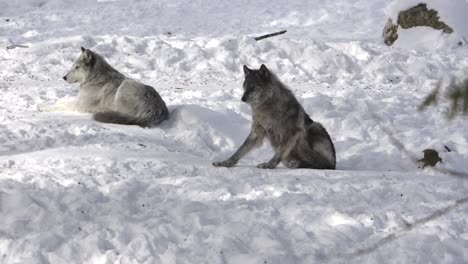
[306,121,336,169]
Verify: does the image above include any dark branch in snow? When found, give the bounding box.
[419,78,468,118]
[350,195,468,257]
[6,43,29,50]
[254,30,287,41]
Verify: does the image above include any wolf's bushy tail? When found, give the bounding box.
[93,110,168,127]
[93,111,143,126]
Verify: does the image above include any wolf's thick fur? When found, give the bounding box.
[213,64,336,169]
[38,47,168,127]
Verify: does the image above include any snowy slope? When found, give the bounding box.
[1,0,468,263]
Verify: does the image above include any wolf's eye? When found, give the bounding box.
[75,66,80,70]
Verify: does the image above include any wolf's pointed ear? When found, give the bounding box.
[259,64,270,80]
[83,49,94,64]
[243,65,251,76]
[81,46,86,52]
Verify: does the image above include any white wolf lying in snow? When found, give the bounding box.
[38,47,168,127]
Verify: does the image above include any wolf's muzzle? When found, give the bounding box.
[241,92,249,102]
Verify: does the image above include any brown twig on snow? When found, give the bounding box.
[254,30,287,41]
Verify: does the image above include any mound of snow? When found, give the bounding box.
[163,104,250,155]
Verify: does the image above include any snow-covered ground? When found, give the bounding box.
[1,0,468,263]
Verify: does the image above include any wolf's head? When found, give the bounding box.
[63,47,95,84]
[241,64,274,106]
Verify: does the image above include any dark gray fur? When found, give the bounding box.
[38,47,168,127]
[213,64,336,169]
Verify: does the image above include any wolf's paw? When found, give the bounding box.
[257,162,276,169]
[213,160,236,168]
[286,160,301,168]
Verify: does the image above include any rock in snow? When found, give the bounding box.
[384,0,468,48]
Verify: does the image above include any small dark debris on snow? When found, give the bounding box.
[5,19,9,22]
[418,149,442,168]
[444,145,452,152]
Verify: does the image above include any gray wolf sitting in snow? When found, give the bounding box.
[38,47,168,127]
[213,64,336,169]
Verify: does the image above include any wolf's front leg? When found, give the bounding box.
[257,132,301,169]
[213,131,264,168]
[37,100,78,112]
[257,153,282,169]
